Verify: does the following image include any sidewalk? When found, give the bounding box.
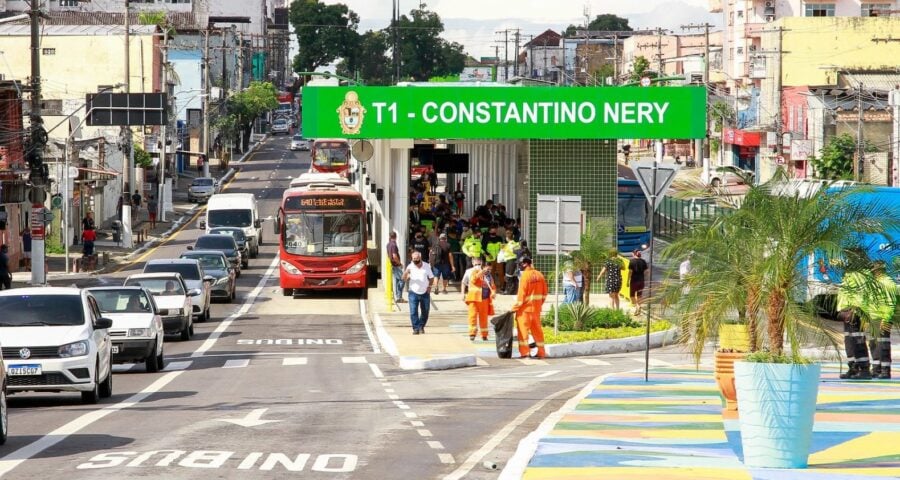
[505,366,900,480]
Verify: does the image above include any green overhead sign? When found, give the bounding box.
[301,86,707,140]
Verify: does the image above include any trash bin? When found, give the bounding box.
[490,311,515,359]
[111,220,121,244]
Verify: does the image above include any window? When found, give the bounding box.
[41,48,55,55]
[737,10,744,18]
[42,99,63,115]
[58,0,79,6]
[804,3,835,16]
[861,3,891,16]
[737,46,744,55]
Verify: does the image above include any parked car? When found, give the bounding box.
[87,287,166,372]
[208,227,250,268]
[271,118,290,135]
[290,135,310,151]
[189,234,241,275]
[180,250,236,303]
[188,177,218,203]
[124,273,197,341]
[143,259,213,321]
[701,165,755,187]
[0,288,113,404]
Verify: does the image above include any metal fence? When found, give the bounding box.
[655,196,729,240]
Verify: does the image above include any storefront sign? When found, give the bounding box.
[302,86,707,140]
[724,128,761,147]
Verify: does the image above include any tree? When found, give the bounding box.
[809,133,857,180]
[218,81,278,151]
[290,0,360,74]
[564,14,633,36]
[593,63,615,85]
[395,5,466,82]
[337,30,392,85]
[628,55,655,82]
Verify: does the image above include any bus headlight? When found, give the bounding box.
[281,260,301,275]
[345,260,367,275]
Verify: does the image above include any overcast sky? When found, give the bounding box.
[319,0,719,59]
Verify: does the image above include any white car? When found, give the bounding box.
[290,135,310,151]
[0,288,113,404]
[701,165,755,187]
[124,273,198,341]
[143,259,213,322]
[87,287,166,372]
[271,118,290,135]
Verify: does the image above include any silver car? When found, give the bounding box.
[290,135,310,151]
[188,177,218,203]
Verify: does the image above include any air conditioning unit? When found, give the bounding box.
[765,1,774,7]
[748,45,757,52]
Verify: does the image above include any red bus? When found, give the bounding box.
[310,139,352,177]
[276,184,368,295]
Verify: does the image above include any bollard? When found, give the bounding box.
[102,251,110,266]
[73,258,79,273]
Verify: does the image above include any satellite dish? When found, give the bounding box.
[351,140,374,163]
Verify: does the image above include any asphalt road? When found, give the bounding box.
[0,135,686,479]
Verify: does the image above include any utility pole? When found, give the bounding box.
[681,22,714,172]
[656,27,664,76]
[775,27,784,175]
[392,0,400,83]
[28,0,47,285]
[857,81,864,182]
[202,26,211,178]
[513,29,520,77]
[503,30,509,82]
[612,33,619,85]
[159,27,169,223]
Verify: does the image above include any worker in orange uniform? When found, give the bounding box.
[463,256,496,341]
[512,256,548,358]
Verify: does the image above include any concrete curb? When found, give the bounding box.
[399,354,477,370]
[371,312,399,357]
[544,327,679,358]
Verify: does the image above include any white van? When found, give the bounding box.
[203,193,262,258]
[289,172,351,189]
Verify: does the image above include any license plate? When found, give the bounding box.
[111,345,120,354]
[8,364,42,376]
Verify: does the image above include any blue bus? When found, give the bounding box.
[617,166,651,254]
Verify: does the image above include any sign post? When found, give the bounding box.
[536,195,582,335]
[632,159,679,381]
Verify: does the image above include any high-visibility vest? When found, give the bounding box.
[462,236,483,258]
[497,240,520,262]
[485,240,502,262]
[513,267,548,315]
[863,273,898,321]
[465,269,495,304]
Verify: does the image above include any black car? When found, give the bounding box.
[208,227,250,268]
[180,251,236,303]
[189,234,242,276]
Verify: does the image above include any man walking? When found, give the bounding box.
[20,228,31,271]
[866,261,897,379]
[629,250,649,315]
[402,251,434,335]
[147,195,158,229]
[837,268,872,379]
[463,256,495,341]
[0,244,11,290]
[512,257,548,358]
[429,233,454,294]
[387,231,405,303]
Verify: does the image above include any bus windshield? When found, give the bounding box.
[618,196,649,231]
[313,143,351,168]
[283,212,363,256]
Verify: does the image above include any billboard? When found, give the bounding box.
[85,93,168,127]
[460,66,495,83]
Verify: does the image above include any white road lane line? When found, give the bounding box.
[223,359,250,369]
[535,370,561,378]
[341,356,368,364]
[385,388,395,393]
[369,363,385,378]
[438,454,455,464]
[0,371,183,477]
[417,429,433,437]
[410,421,424,427]
[518,359,549,366]
[163,361,193,371]
[403,412,417,418]
[192,255,280,358]
[577,359,611,366]
[282,357,308,366]
[388,394,400,400]
[633,357,674,367]
[427,441,444,450]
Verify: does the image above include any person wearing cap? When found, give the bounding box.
[629,249,649,315]
[865,260,897,379]
[463,256,495,341]
[429,233,454,294]
[512,256,548,358]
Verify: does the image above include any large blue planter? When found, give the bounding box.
[733,361,821,468]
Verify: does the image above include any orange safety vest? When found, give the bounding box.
[513,267,548,314]
[465,269,496,304]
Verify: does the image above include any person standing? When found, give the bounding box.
[387,231,405,303]
[147,196,158,229]
[866,261,897,379]
[597,249,623,310]
[837,268,872,379]
[197,154,206,176]
[629,250,649,315]
[82,211,96,232]
[463,257,495,341]
[409,230,430,261]
[461,228,483,267]
[498,230,520,295]
[81,227,96,257]
[401,251,434,335]
[562,261,583,304]
[512,256,548,358]
[482,225,505,293]
[131,190,142,223]
[20,229,31,271]
[429,233,454,294]
[0,244,11,290]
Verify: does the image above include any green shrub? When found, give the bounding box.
[541,304,639,331]
[542,320,671,344]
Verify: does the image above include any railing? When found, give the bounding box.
[655,196,729,240]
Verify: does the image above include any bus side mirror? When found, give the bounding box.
[274,217,281,235]
[366,211,373,234]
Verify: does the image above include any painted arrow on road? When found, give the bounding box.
[216,408,281,428]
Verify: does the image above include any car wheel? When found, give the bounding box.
[282,288,293,297]
[99,367,113,399]
[180,316,193,341]
[710,178,721,188]
[81,368,100,404]
[0,384,8,445]
[145,337,161,373]
[156,341,166,371]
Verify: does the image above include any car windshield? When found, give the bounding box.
[125,278,186,296]
[283,212,364,256]
[183,254,227,270]
[210,229,246,243]
[208,209,252,228]
[196,236,236,250]
[0,295,85,326]
[192,178,214,186]
[92,290,153,313]
[144,263,201,281]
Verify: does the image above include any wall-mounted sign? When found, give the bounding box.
[303,86,707,140]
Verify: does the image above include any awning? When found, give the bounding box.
[723,128,761,147]
[839,72,900,93]
[78,167,120,177]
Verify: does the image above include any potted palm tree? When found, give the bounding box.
[663,171,898,469]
